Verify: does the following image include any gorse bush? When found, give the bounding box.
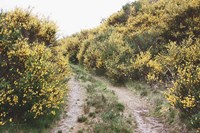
[0,8,70,126]
[61,0,200,130]
[60,36,80,63]
[0,8,57,46]
[146,37,200,128]
[164,38,200,127]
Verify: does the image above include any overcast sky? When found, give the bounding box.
[0,0,133,37]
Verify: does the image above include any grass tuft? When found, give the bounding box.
[77,115,88,123]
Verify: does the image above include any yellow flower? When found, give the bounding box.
[51,111,56,115]
[13,95,18,104]
[0,121,5,126]
[9,118,13,122]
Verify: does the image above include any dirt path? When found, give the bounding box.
[51,77,86,133]
[94,76,168,133]
[51,75,168,133]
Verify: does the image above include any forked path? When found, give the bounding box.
[51,77,86,133]
[94,76,168,133]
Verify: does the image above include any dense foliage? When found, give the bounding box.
[0,9,70,126]
[62,0,200,130]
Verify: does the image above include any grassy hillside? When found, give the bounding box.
[61,0,200,131]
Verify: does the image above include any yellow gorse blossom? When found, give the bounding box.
[181,96,196,108]
[0,8,70,125]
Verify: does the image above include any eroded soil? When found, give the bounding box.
[51,77,86,133]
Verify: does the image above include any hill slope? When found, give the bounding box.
[61,0,200,131]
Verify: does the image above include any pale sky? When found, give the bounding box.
[0,0,133,37]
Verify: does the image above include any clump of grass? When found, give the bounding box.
[115,102,125,112]
[140,90,148,97]
[89,112,96,118]
[77,129,84,133]
[94,120,132,133]
[57,130,62,133]
[77,115,87,123]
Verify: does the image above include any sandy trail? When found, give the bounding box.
[94,76,168,133]
[51,77,86,133]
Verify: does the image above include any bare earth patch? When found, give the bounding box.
[51,77,86,133]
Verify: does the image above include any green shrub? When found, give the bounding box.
[0,8,70,126]
[77,115,87,123]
